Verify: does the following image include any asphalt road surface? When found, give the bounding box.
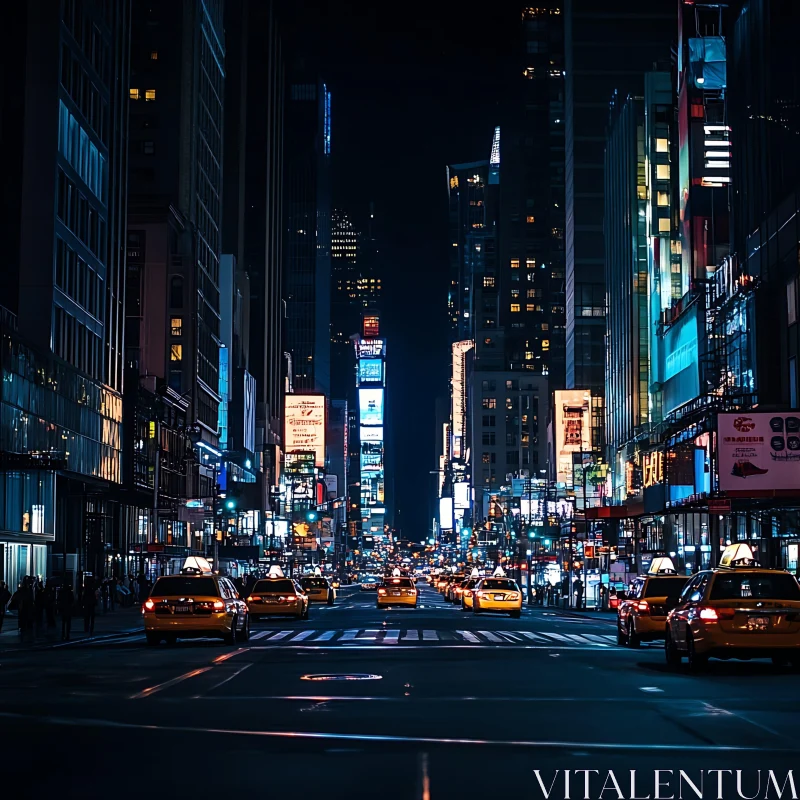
[2,584,798,800]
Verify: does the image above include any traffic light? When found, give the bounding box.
[225,498,236,511]
[305,509,318,523]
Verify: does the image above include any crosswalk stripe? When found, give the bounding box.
[288,630,315,642]
[249,631,270,641]
[600,635,617,643]
[402,630,419,641]
[538,631,571,642]
[563,634,592,644]
[266,631,293,641]
[313,630,336,641]
[383,630,400,643]
[456,630,480,643]
[517,631,551,643]
[496,631,521,642]
[340,629,359,641]
[422,630,438,641]
[478,631,503,643]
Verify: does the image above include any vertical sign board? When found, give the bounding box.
[451,340,473,460]
[284,394,326,468]
[554,390,592,487]
[439,496,454,530]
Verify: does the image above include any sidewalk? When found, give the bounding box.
[0,604,143,651]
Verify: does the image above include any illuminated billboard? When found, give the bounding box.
[360,426,384,442]
[358,358,383,385]
[554,390,592,486]
[354,339,386,359]
[454,481,470,510]
[359,388,384,425]
[284,394,326,468]
[663,305,701,414]
[451,340,473,460]
[719,413,800,494]
[439,496,454,530]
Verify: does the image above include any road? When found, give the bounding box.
[2,584,799,799]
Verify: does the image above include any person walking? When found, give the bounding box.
[58,583,75,641]
[0,580,10,632]
[83,578,97,635]
[45,580,57,630]
[15,577,35,641]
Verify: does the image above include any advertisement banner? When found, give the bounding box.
[554,390,592,486]
[719,412,800,493]
[454,481,470,510]
[358,358,383,385]
[360,426,384,442]
[359,388,384,425]
[284,394,326,468]
[439,496,454,530]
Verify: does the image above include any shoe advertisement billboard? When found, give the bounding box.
[718,413,800,493]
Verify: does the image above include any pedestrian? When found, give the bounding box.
[14,577,35,641]
[83,578,97,635]
[58,582,75,641]
[45,580,57,629]
[574,577,584,610]
[109,578,116,611]
[101,579,109,613]
[34,580,46,635]
[0,580,10,632]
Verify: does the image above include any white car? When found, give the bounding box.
[360,576,379,591]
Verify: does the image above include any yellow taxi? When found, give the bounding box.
[665,543,800,671]
[246,568,309,620]
[473,575,523,618]
[616,557,689,647]
[436,574,450,593]
[444,575,466,603]
[377,576,418,608]
[300,575,335,605]
[460,578,479,610]
[142,562,250,646]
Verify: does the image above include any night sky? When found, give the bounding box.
[280,2,519,540]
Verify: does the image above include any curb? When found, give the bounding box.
[0,626,144,653]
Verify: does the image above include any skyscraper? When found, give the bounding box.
[0,0,131,586]
[284,71,332,396]
[331,209,361,400]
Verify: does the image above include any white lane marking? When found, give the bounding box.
[266,631,293,641]
[340,629,360,641]
[249,631,270,641]
[289,630,316,642]
[402,630,419,641]
[640,687,664,693]
[357,630,381,640]
[130,667,213,699]
[382,630,400,643]
[313,630,336,641]
[422,630,438,641]
[197,663,253,697]
[456,630,480,643]
[477,631,503,643]
[582,634,613,645]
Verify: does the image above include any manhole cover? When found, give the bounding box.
[300,673,382,682]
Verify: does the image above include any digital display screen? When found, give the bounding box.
[359,388,384,425]
[358,358,383,385]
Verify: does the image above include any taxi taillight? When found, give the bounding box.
[143,599,155,613]
[213,600,225,610]
[637,601,650,613]
[247,596,255,602]
[699,606,735,621]
[378,588,387,595]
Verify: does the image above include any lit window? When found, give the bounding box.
[511,289,520,298]
[170,317,182,336]
[656,164,670,180]
[510,304,521,313]
[510,259,520,269]
[526,304,535,312]
[526,258,536,268]
[150,51,159,61]
[170,344,183,361]
[526,215,535,223]
[657,191,669,206]
[145,89,156,101]
[658,218,671,233]
[656,138,668,152]
[130,88,140,100]
[483,276,495,288]
[482,398,497,409]
[541,323,549,331]
[525,351,534,360]
[542,340,550,350]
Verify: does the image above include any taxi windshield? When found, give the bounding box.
[644,577,688,598]
[301,579,328,588]
[710,573,800,601]
[253,579,295,594]
[384,578,414,588]
[151,577,217,597]
[482,579,517,590]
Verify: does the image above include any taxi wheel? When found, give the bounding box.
[461,602,470,612]
[165,634,177,646]
[327,594,334,606]
[474,604,482,615]
[239,614,250,642]
[626,619,641,648]
[224,617,238,645]
[302,604,309,621]
[145,633,161,646]
[665,631,681,669]
[616,623,628,646]
[686,633,708,672]
[509,610,521,619]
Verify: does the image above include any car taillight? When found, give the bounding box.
[247,596,255,602]
[143,599,155,612]
[508,593,520,601]
[637,601,650,613]
[213,600,225,610]
[699,606,734,620]
[378,588,387,595]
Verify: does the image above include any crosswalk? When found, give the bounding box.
[109,629,620,648]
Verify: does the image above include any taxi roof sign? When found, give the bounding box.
[470,568,480,578]
[314,566,322,576]
[392,568,401,577]
[182,556,213,574]
[493,565,506,577]
[647,556,677,575]
[267,564,285,578]
[719,542,760,569]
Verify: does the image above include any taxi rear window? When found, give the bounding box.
[302,579,328,588]
[253,579,295,593]
[385,578,414,587]
[710,573,800,601]
[482,579,517,590]
[644,577,688,598]
[152,577,217,597]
